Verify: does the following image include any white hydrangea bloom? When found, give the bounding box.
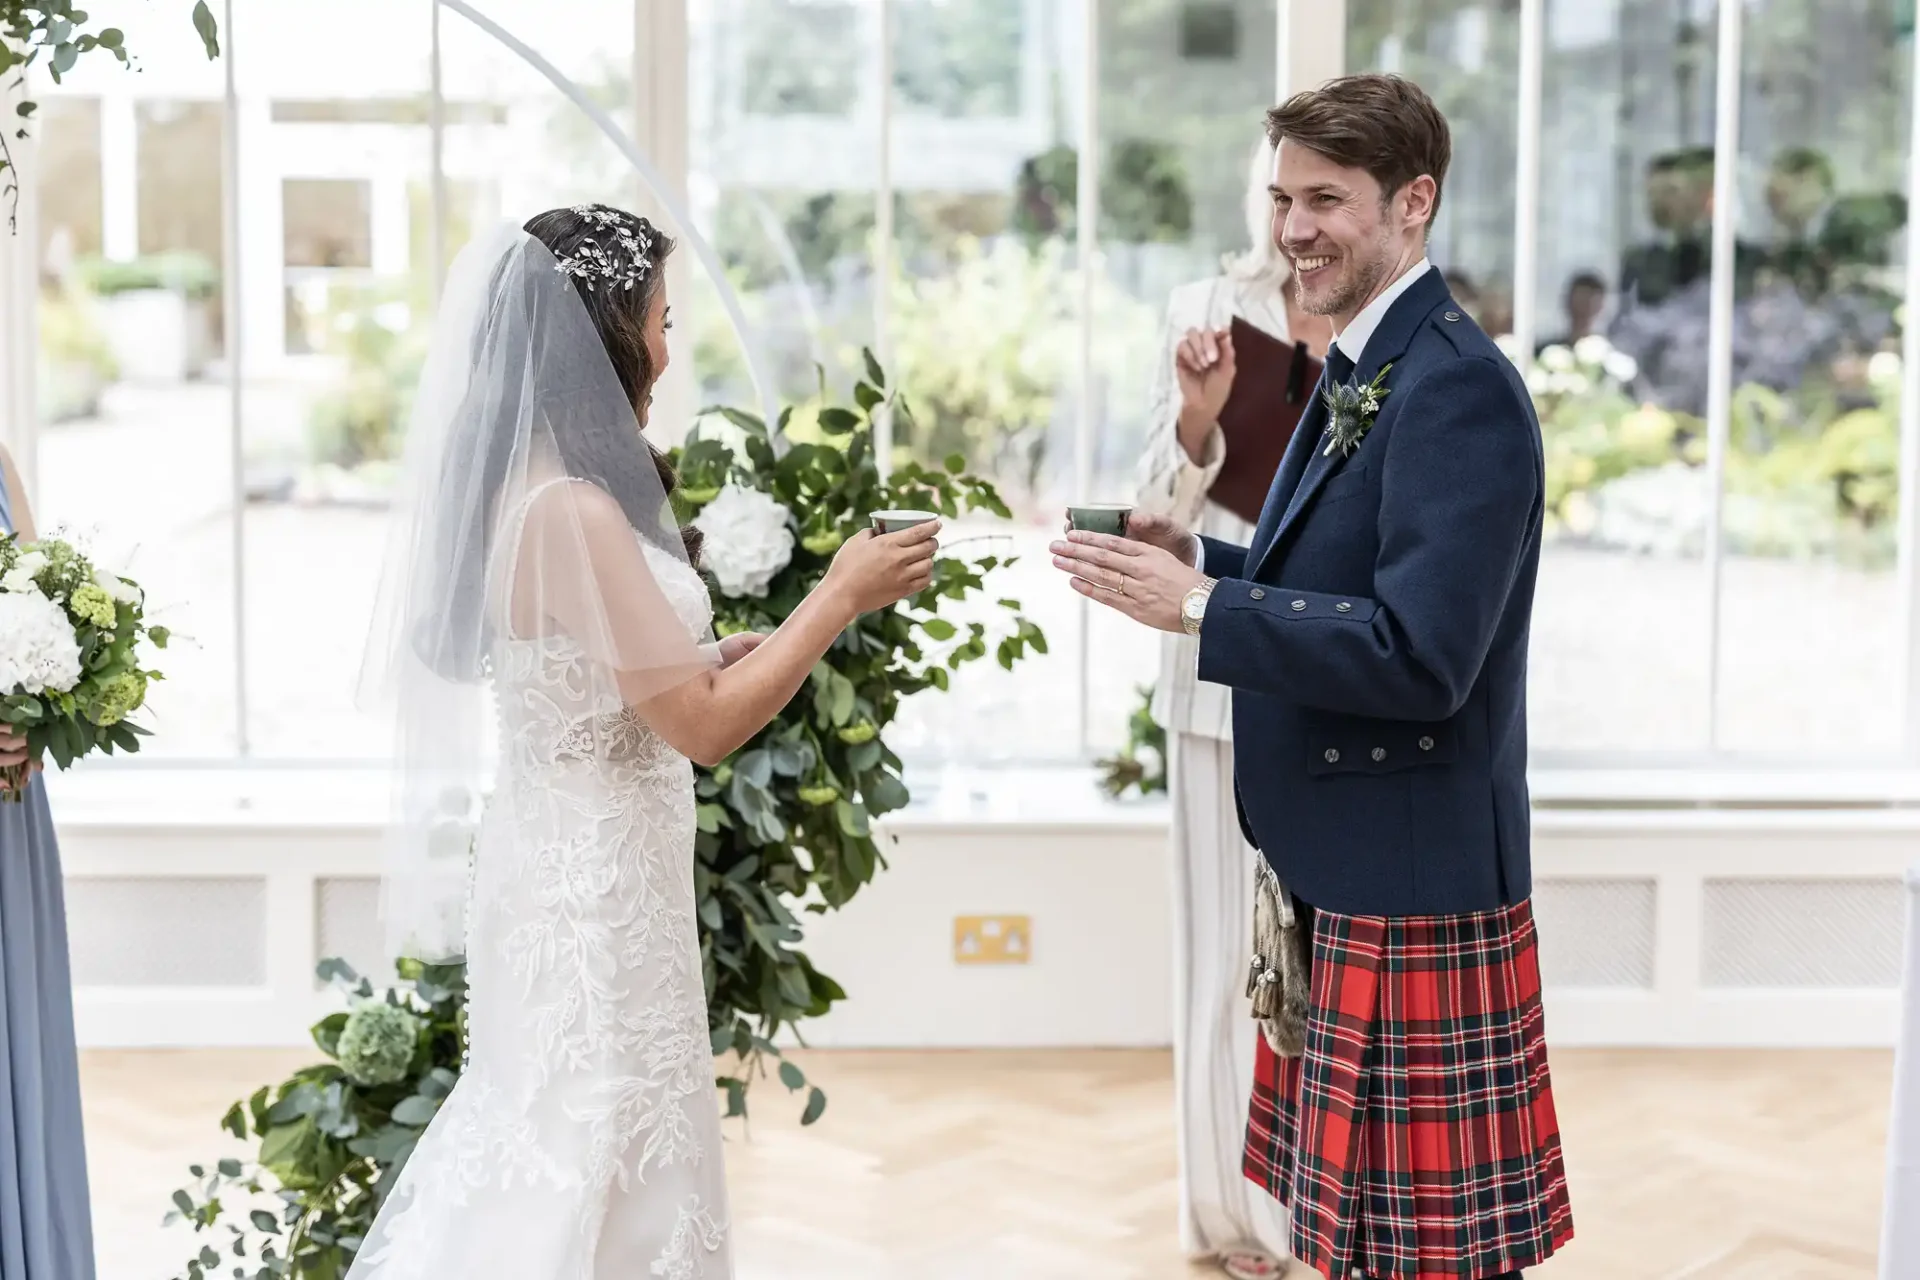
[693,483,795,598]
[1869,350,1903,386]
[0,590,83,695]
[1603,351,1640,385]
[1547,370,1592,398]
[1538,344,1576,373]
[1573,334,1615,368]
[1492,332,1524,365]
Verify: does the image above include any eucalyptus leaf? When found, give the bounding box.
[389,1095,440,1128]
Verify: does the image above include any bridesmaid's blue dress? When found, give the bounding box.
[0,482,94,1280]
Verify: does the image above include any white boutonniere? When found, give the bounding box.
[1321,364,1393,457]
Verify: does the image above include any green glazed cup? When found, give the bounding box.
[1067,503,1133,537]
[871,509,939,535]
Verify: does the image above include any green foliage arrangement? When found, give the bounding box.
[1095,683,1167,800]
[673,352,1046,1118]
[305,288,431,471]
[163,959,466,1280]
[162,356,1046,1279]
[1,1,219,227]
[1012,138,1193,247]
[75,250,219,300]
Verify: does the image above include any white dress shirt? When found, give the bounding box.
[1331,257,1431,365]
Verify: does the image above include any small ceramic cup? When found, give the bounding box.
[1067,503,1133,537]
[871,509,939,535]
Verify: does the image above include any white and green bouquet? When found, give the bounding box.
[0,532,166,798]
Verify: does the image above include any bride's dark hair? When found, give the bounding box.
[522,205,701,563]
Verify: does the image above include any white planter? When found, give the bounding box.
[97,289,211,382]
[37,358,110,424]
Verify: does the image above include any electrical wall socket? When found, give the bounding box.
[953,914,1032,965]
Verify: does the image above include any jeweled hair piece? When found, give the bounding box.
[550,203,656,292]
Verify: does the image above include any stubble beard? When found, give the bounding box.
[1299,230,1399,321]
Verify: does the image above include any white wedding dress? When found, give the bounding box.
[347,534,733,1280]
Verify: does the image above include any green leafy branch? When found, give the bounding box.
[675,350,1045,1125]
[163,959,465,1280]
[1,1,220,229]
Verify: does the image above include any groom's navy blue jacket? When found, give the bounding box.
[1197,267,1543,917]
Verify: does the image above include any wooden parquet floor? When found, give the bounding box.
[82,1047,1894,1279]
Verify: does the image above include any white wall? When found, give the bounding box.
[51,772,1919,1050]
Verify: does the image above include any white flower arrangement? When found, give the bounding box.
[693,482,796,598]
[0,532,167,797]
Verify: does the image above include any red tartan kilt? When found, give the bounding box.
[1244,899,1574,1280]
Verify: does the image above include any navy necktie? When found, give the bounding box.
[1324,343,1355,388]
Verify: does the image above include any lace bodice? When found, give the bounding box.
[491,540,714,778]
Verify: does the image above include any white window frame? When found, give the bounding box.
[5,0,1919,793]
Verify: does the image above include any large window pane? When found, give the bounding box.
[1088,0,1281,751]
[33,2,235,758]
[882,0,1089,765]
[228,0,435,757]
[690,0,879,416]
[1351,0,1519,337]
[1525,0,1720,752]
[1713,0,1909,752]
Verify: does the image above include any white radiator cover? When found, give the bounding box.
[50,782,1920,1049]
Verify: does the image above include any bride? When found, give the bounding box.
[351,205,937,1279]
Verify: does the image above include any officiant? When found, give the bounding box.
[1133,136,1330,1280]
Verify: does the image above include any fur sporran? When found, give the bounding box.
[1246,860,1312,1057]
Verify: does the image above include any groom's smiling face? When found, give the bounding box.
[1270,139,1431,328]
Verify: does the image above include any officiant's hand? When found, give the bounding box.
[1175,326,1236,460]
[716,632,769,669]
[1050,530,1204,634]
[1123,511,1201,568]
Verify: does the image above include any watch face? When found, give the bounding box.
[1184,591,1206,620]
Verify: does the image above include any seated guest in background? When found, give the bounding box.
[1479,285,1515,342]
[1619,146,1761,306]
[1442,268,1479,321]
[1134,134,1330,1280]
[1764,146,1841,298]
[0,442,95,1280]
[1539,271,1608,353]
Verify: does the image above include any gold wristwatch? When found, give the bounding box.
[1180,577,1217,636]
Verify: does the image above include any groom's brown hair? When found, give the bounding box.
[1265,74,1452,227]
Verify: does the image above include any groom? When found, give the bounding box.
[1053,75,1573,1279]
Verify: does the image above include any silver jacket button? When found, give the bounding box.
[1444,310,1462,321]
[1370,747,1386,762]
[1335,601,1352,613]
[1418,735,1435,751]
[1250,587,1265,600]
[1323,748,1340,764]
[1291,599,1307,611]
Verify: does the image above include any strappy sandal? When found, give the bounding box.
[1219,1246,1286,1280]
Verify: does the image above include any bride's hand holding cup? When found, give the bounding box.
[824,513,942,615]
